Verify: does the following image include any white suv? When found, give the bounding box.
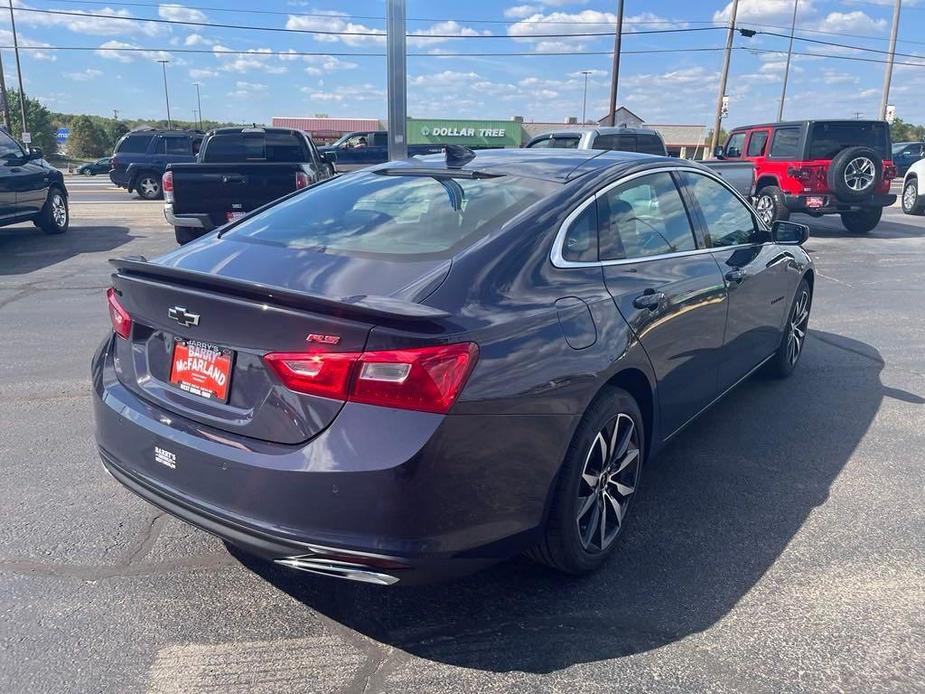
[902,157,925,215]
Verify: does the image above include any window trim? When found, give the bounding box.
[550,165,765,269]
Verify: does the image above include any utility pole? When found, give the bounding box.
[8,0,27,138]
[193,82,203,129]
[607,0,624,127]
[581,70,592,123]
[158,59,172,128]
[880,0,901,121]
[710,0,740,153]
[386,0,407,160]
[777,0,799,121]
[0,50,11,131]
[113,109,119,120]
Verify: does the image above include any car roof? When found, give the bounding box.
[731,119,886,131]
[209,127,300,135]
[530,126,660,139]
[370,147,678,183]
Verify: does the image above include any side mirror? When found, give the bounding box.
[713,146,725,159]
[320,150,336,163]
[28,146,44,161]
[771,220,809,245]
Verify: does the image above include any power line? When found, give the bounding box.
[754,29,925,61]
[11,6,725,38]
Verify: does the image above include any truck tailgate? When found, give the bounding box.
[170,163,299,219]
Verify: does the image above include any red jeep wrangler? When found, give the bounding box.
[717,120,896,233]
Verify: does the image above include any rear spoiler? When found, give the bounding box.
[109,257,451,322]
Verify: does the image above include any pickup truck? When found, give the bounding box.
[318,131,443,171]
[164,127,335,244]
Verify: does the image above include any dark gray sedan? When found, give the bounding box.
[93,148,813,585]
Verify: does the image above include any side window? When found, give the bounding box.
[528,137,553,149]
[561,203,598,263]
[637,135,666,155]
[164,137,190,155]
[372,133,388,147]
[151,137,166,154]
[598,172,696,260]
[746,131,769,157]
[0,131,23,158]
[724,132,745,158]
[682,172,759,247]
[769,127,801,158]
[552,136,580,149]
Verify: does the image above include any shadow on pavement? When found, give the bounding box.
[794,212,925,240]
[0,225,134,275]
[236,330,922,674]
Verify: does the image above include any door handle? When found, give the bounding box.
[725,269,746,284]
[633,290,666,311]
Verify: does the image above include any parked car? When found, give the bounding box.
[901,156,925,215]
[110,128,203,200]
[526,126,668,155]
[75,157,111,176]
[164,127,336,244]
[0,130,69,235]
[93,148,813,586]
[715,119,896,233]
[892,141,925,176]
[317,131,443,171]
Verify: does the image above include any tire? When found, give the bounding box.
[766,278,811,379]
[83,169,93,176]
[902,178,924,215]
[35,187,69,235]
[135,173,162,200]
[174,226,201,245]
[827,146,882,201]
[528,387,644,574]
[840,207,882,233]
[754,185,790,226]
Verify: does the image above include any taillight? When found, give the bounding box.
[162,170,174,203]
[295,171,310,189]
[264,343,478,414]
[106,288,132,339]
[884,164,897,181]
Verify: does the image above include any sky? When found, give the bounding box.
[0,0,923,130]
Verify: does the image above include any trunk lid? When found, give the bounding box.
[170,163,300,219]
[109,248,450,445]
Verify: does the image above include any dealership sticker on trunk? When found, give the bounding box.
[169,339,233,402]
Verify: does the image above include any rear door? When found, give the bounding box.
[679,170,795,390]
[593,170,728,435]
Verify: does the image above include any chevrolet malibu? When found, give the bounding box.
[93,148,814,585]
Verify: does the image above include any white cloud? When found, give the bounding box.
[0,28,54,60]
[285,13,488,47]
[504,5,540,18]
[158,3,207,23]
[212,45,287,74]
[816,11,887,34]
[506,9,678,53]
[184,33,213,47]
[14,2,161,37]
[96,40,170,63]
[301,82,385,103]
[189,67,217,79]
[714,0,816,25]
[65,68,102,81]
[227,80,268,98]
[302,55,358,75]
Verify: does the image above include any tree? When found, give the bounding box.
[890,117,925,143]
[4,90,56,155]
[67,115,108,158]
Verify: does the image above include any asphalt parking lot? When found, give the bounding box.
[1,176,923,693]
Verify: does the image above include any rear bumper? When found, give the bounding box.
[164,204,214,231]
[109,170,129,189]
[784,192,896,214]
[92,335,573,584]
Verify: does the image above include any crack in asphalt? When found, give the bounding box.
[125,512,169,565]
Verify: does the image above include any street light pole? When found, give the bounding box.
[386,0,407,160]
[777,0,799,122]
[157,59,172,129]
[710,0,740,153]
[879,0,901,121]
[581,70,592,123]
[606,0,624,127]
[0,50,11,131]
[193,82,203,129]
[8,0,28,138]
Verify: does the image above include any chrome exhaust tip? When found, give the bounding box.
[275,556,399,585]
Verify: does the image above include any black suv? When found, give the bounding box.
[110,129,203,200]
[0,129,69,235]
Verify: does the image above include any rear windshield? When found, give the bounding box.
[222,171,558,259]
[202,131,307,163]
[115,133,154,154]
[809,122,889,159]
[529,136,580,149]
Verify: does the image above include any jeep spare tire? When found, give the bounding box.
[827,146,882,201]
